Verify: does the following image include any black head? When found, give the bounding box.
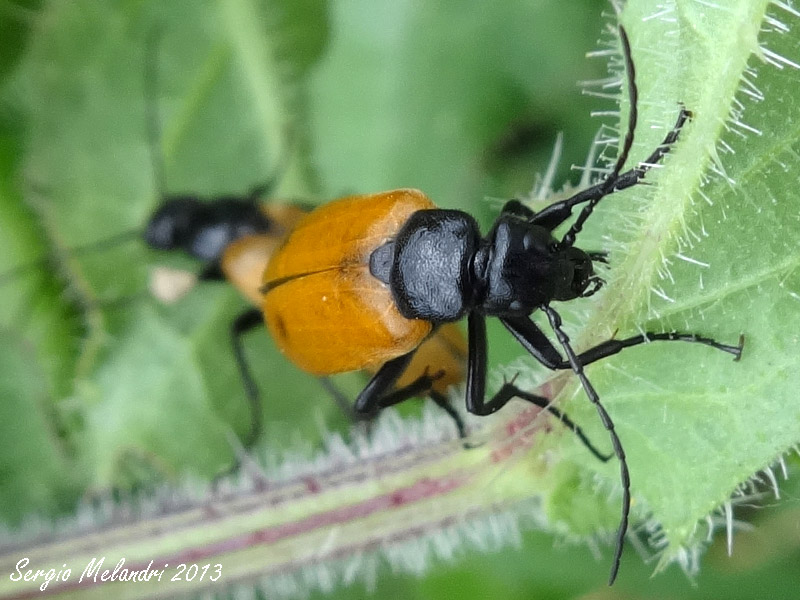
[478,215,595,315]
[552,246,595,301]
[143,196,272,262]
[144,197,204,252]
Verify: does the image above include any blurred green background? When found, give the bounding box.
[0,0,798,598]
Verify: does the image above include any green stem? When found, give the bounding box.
[0,403,557,599]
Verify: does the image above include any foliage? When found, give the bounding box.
[0,0,798,598]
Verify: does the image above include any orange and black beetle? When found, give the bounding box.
[144,191,471,444]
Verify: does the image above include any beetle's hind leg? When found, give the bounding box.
[464,313,610,459]
[231,308,266,450]
[208,308,269,483]
[429,390,467,440]
[472,381,613,462]
[351,353,467,440]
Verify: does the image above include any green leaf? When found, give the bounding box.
[540,0,800,570]
[309,0,606,217]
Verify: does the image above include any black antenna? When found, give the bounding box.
[543,304,629,585]
[560,25,638,248]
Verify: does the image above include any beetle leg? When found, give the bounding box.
[465,312,489,414]
[528,25,687,242]
[338,352,464,438]
[373,369,447,409]
[562,331,744,365]
[494,312,741,585]
[530,105,689,233]
[318,377,364,421]
[527,106,689,233]
[357,357,468,436]
[501,316,563,369]
[467,315,610,459]
[354,352,414,414]
[474,381,612,461]
[322,374,466,441]
[353,351,415,414]
[231,308,265,449]
[502,316,743,370]
[429,390,467,439]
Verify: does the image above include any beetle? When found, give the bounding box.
[146,192,478,445]
[251,26,744,584]
[156,195,611,456]
[0,179,615,461]
[165,196,608,457]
